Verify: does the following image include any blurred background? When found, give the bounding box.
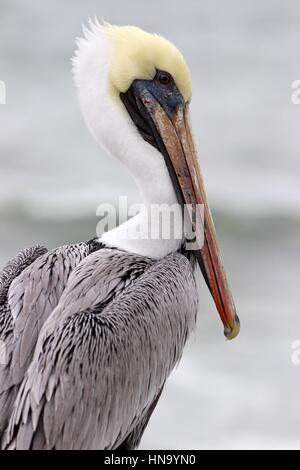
[1,0,300,449]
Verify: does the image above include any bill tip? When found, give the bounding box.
[224,314,240,340]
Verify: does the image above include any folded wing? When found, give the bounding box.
[2,251,198,449]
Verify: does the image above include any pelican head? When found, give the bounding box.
[72,21,240,340]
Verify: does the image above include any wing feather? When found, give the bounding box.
[0,243,91,436]
[2,251,197,450]
[0,246,48,433]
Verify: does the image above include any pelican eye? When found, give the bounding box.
[156,71,172,86]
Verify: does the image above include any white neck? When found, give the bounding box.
[101,180,183,259]
[73,23,183,259]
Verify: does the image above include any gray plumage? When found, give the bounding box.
[0,242,198,449]
[0,242,92,436]
[0,246,48,434]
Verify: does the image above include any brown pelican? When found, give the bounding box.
[0,22,240,450]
